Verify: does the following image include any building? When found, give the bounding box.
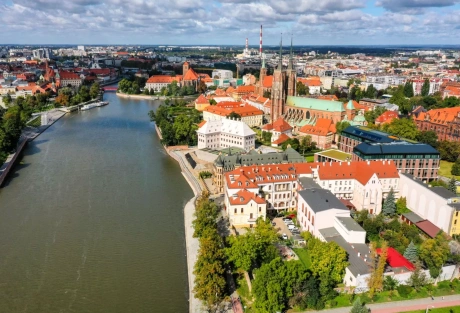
[213,148,304,193]
[413,107,460,142]
[298,118,336,149]
[284,96,351,125]
[375,111,399,125]
[399,173,460,235]
[195,94,210,111]
[352,141,440,181]
[32,48,53,60]
[144,75,181,93]
[57,70,82,88]
[358,98,389,110]
[297,77,321,94]
[212,69,233,80]
[261,118,293,144]
[202,105,264,127]
[225,189,267,228]
[196,118,256,152]
[297,188,350,237]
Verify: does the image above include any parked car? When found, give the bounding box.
[291,227,299,232]
[282,233,288,240]
[288,224,296,230]
[282,218,291,222]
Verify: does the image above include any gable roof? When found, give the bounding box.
[375,111,399,124]
[183,68,199,81]
[147,75,181,84]
[227,189,266,205]
[299,118,335,136]
[195,94,208,104]
[262,118,292,132]
[263,75,273,88]
[272,133,291,145]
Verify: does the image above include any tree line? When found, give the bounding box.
[55,82,100,106]
[148,98,201,146]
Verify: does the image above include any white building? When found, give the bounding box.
[225,189,267,228]
[196,118,256,152]
[211,69,233,80]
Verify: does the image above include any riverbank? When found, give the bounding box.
[154,123,204,313]
[117,92,199,101]
[0,109,66,187]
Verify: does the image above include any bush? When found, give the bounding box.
[397,285,413,298]
[437,281,451,290]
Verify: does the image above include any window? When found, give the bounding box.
[234,208,237,214]
[241,208,244,213]
[259,207,261,212]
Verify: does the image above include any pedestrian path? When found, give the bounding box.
[300,295,460,313]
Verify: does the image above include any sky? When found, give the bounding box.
[1,0,460,45]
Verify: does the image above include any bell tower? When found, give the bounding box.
[183,61,189,75]
[271,35,286,123]
[286,35,296,97]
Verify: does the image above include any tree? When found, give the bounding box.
[209,99,217,105]
[364,106,386,124]
[404,241,418,263]
[452,159,460,176]
[443,96,460,108]
[55,93,70,106]
[227,111,241,120]
[419,233,450,278]
[383,275,399,291]
[382,188,396,216]
[89,82,100,99]
[225,218,278,273]
[421,79,430,97]
[449,177,457,194]
[389,85,411,114]
[2,94,12,106]
[253,258,310,313]
[416,130,438,148]
[282,138,300,151]
[335,121,351,147]
[350,297,369,313]
[396,197,410,215]
[365,84,377,99]
[368,241,388,298]
[296,81,308,96]
[407,262,428,290]
[192,194,219,238]
[197,81,207,94]
[403,81,414,98]
[437,141,460,162]
[383,118,419,140]
[300,135,313,154]
[262,131,272,143]
[263,90,271,98]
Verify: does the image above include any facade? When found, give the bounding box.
[284,96,349,125]
[57,71,82,88]
[352,141,440,181]
[145,75,181,92]
[297,77,321,94]
[298,118,336,149]
[339,125,395,154]
[196,118,256,152]
[225,189,267,228]
[195,94,210,111]
[399,173,460,235]
[413,107,460,142]
[213,148,304,193]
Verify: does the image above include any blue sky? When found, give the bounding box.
[1,0,460,45]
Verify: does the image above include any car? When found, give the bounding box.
[291,227,299,232]
[282,218,291,222]
[288,224,296,230]
[272,221,276,226]
[282,233,288,240]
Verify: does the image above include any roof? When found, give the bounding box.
[414,107,460,125]
[354,141,440,156]
[183,68,199,81]
[197,120,207,128]
[262,75,273,88]
[375,111,399,124]
[286,96,345,112]
[299,118,335,136]
[235,85,255,93]
[227,189,266,205]
[298,177,321,189]
[203,104,263,118]
[197,118,255,137]
[336,216,365,232]
[402,212,425,224]
[214,148,304,168]
[147,75,181,84]
[400,173,456,200]
[376,247,415,271]
[272,133,290,145]
[315,149,352,161]
[320,227,371,276]
[316,160,399,185]
[416,220,442,238]
[262,118,292,132]
[58,70,80,80]
[342,126,395,143]
[195,94,208,104]
[298,188,349,213]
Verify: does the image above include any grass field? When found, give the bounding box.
[405,306,460,313]
[439,160,457,179]
[293,248,311,269]
[305,155,314,162]
[316,149,352,161]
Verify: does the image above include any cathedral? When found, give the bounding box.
[257,37,296,123]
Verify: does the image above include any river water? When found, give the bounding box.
[0,92,192,312]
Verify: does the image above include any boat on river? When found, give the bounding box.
[80,103,99,111]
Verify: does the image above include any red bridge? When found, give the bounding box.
[102,86,118,92]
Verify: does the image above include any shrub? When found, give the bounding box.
[397,285,413,298]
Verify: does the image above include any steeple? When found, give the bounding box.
[277,33,283,70]
[288,34,293,70]
[261,55,265,69]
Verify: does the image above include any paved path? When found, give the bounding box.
[298,295,460,313]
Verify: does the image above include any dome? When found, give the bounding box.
[353,114,366,122]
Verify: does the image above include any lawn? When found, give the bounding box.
[316,149,352,161]
[293,248,311,269]
[439,160,459,179]
[405,306,460,313]
[235,273,255,313]
[305,155,314,162]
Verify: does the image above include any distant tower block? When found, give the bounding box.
[245,38,248,51]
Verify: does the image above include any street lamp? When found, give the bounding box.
[426,305,434,313]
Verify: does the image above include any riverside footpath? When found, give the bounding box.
[298,294,460,313]
[155,124,204,313]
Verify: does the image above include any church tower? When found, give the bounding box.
[183,61,190,75]
[259,56,267,97]
[286,36,296,97]
[271,35,286,123]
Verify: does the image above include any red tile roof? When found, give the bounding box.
[414,107,460,125]
[299,118,335,136]
[197,120,207,128]
[375,111,399,124]
[272,133,290,145]
[262,118,292,132]
[203,104,263,117]
[416,220,441,238]
[183,68,199,81]
[235,85,255,94]
[227,189,266,205]
[195,94,208,104]
[376,247,415,271]
[59,70,80,80]
[263,76,273,88]
[146,75,181,84]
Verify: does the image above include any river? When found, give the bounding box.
[0,92,193,312]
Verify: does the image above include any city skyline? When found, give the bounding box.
[1,0,460,45]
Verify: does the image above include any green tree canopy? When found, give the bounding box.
[419,234,450,278]
[227,111,242,120]
[382,188,396,216]
[448,177,457,194]
[403,81,414,98]
[452,159,460,176]
[437,141,460,162]
[421,79,430,97]
[382,118,419,140]
[403,241,418,263]
[296,81,309,96]
[415,130,438,147]
[350,297,369,313]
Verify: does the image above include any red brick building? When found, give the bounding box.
[413,107,460,142]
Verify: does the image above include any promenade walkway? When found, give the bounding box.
[298,294,460,313]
